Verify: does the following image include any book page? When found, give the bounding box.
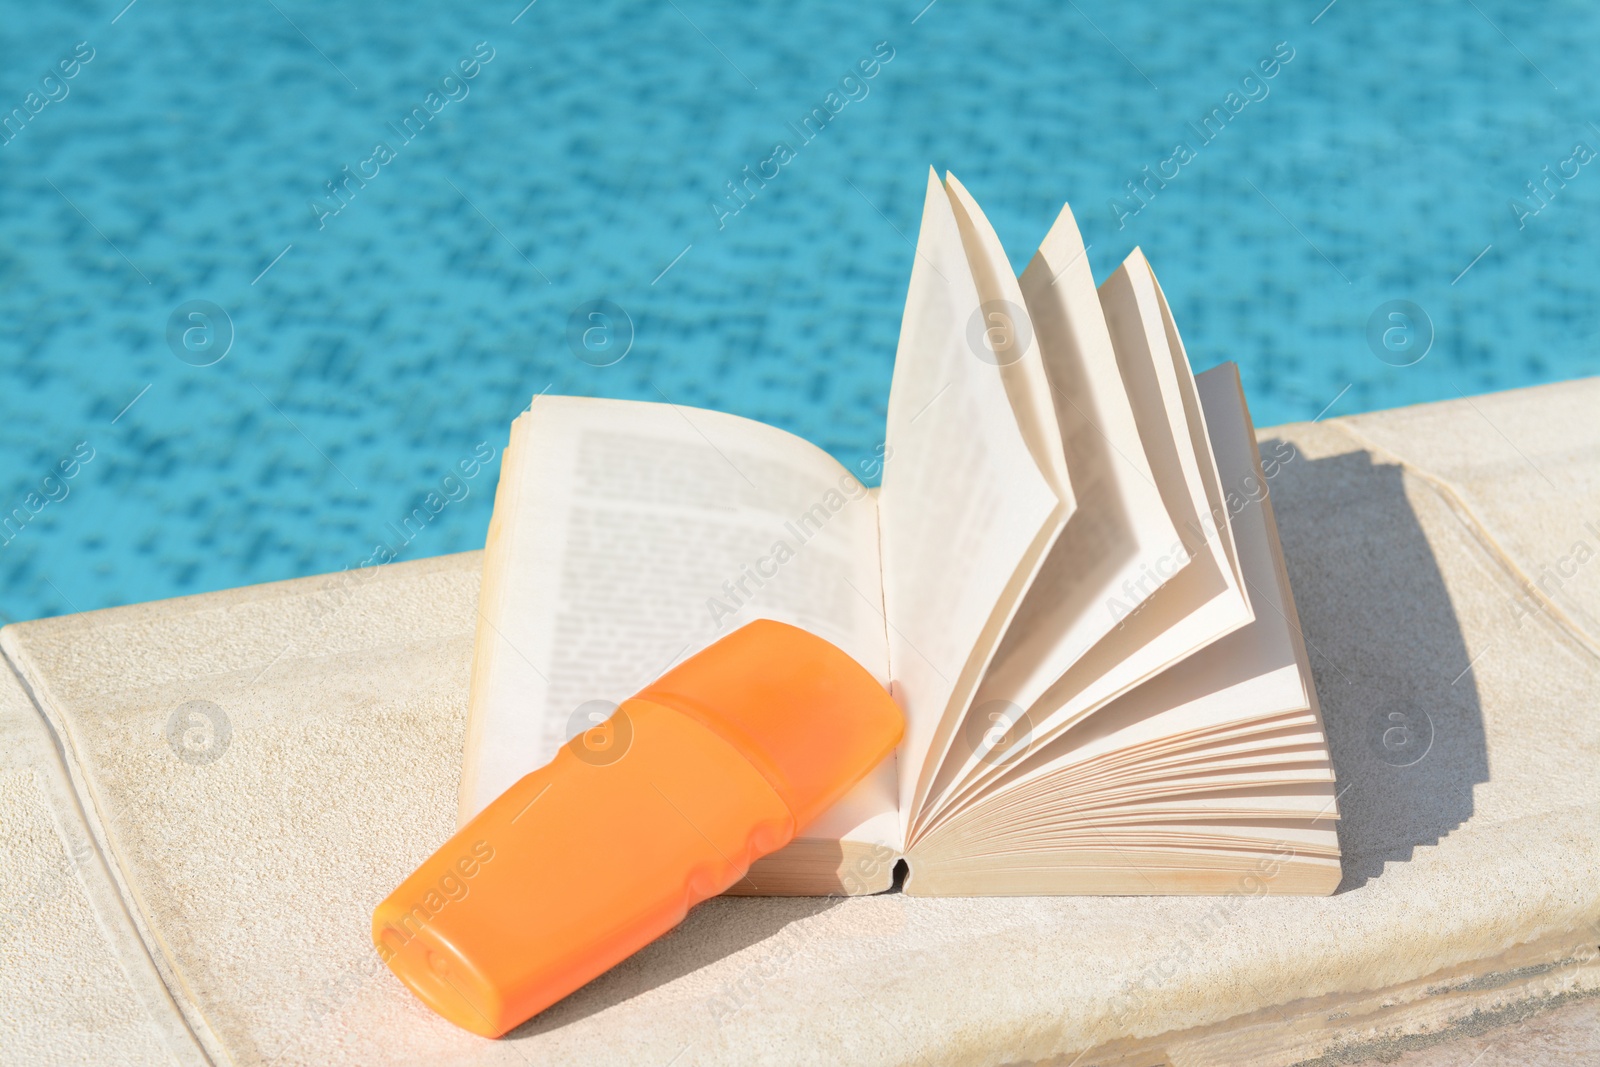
[878,169,1067,839]
[459,396,896,852]
[1102,249,1241,611]
[913,207,1189,833]
[1149,262,1246,590]
[944,173,1073,504]
[1015,363,1257,742]
[911,500,1339,896]
[919,362,1313,844]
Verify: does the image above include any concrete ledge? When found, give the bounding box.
[2,377,1598,1066]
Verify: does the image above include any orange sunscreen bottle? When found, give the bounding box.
[372,619,904,1037]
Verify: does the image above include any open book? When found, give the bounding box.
[458,170,1340,896]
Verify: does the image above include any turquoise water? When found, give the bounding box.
[1,1,1595,622]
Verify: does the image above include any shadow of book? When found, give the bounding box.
[1263,442,1488,893]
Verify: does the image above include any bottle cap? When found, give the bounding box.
[636,619,898,829]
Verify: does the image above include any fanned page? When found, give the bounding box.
[905,364,1339,895]
[914,207,1200,835]
[460,396,899,893]
[921,246,1259,835]
[877,171,1074,843]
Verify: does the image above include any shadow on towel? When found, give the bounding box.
[1265,442,1488,893]
[509,893,844,1037]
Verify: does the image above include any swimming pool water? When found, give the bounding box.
[2,1,1596,622]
